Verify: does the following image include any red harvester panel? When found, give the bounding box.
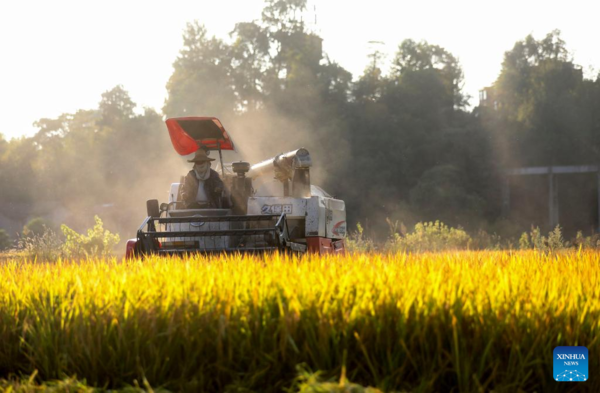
[166,117,235,155]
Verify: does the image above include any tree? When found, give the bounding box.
[477,30,600,232]
[483,30,596,167]
[22,217,52,238]
[318,59,352,106]
[409,165,485,228]
[0,229,10,250]
[163,22,236,119]
[353,64,385,104]
[98,85,135,127]
[12,84,182,243]
[0,134,6,155]
[261,0,307,35]
[344,38,485,233]
[0,136,38,205]
[392,39,467,109]
[230,22,271,110]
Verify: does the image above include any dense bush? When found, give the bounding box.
[346,219,599,253]
[15,216,120,260]
[22,217,53,238]
[346,221,472,253]
[345,223,375,253]
[62,216,120,259]
[387,221,472,252]
[518,225,569,251]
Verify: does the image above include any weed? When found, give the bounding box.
[387,221,472,252]
[62,216,120,259]
[346,223,375,252]
[17,230,64,261]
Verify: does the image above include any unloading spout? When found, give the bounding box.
[248,148,312,198]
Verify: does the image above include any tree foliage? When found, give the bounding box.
[482,30,597,166]
[477,30,600,232]
[22,217,52,238]
[0,7,598,241]
[163,22,236,119]
[0,229,10,250]
[0,83,181,243]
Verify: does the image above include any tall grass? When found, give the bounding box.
[0,251,598,392]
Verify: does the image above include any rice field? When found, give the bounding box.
[0,251,598,392]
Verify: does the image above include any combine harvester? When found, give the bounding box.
[126,117,346,257]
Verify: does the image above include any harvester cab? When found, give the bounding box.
[126,117,346,257]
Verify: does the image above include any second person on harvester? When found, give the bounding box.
[180,148,228,209]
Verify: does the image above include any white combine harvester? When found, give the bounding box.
[126,117,346,257]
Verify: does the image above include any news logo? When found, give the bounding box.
[554,346,588,382]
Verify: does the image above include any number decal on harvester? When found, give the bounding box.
[261,204,293,214]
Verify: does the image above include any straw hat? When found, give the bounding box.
[187,149,215,163]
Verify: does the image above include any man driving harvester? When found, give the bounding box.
[180,147,228,209]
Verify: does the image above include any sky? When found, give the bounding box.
[0,0,598,140]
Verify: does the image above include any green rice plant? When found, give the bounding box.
[0,371,96,392]
[289,365,383,393]
[0,370,166,392]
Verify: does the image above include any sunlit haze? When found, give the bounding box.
[1,0,598,140]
